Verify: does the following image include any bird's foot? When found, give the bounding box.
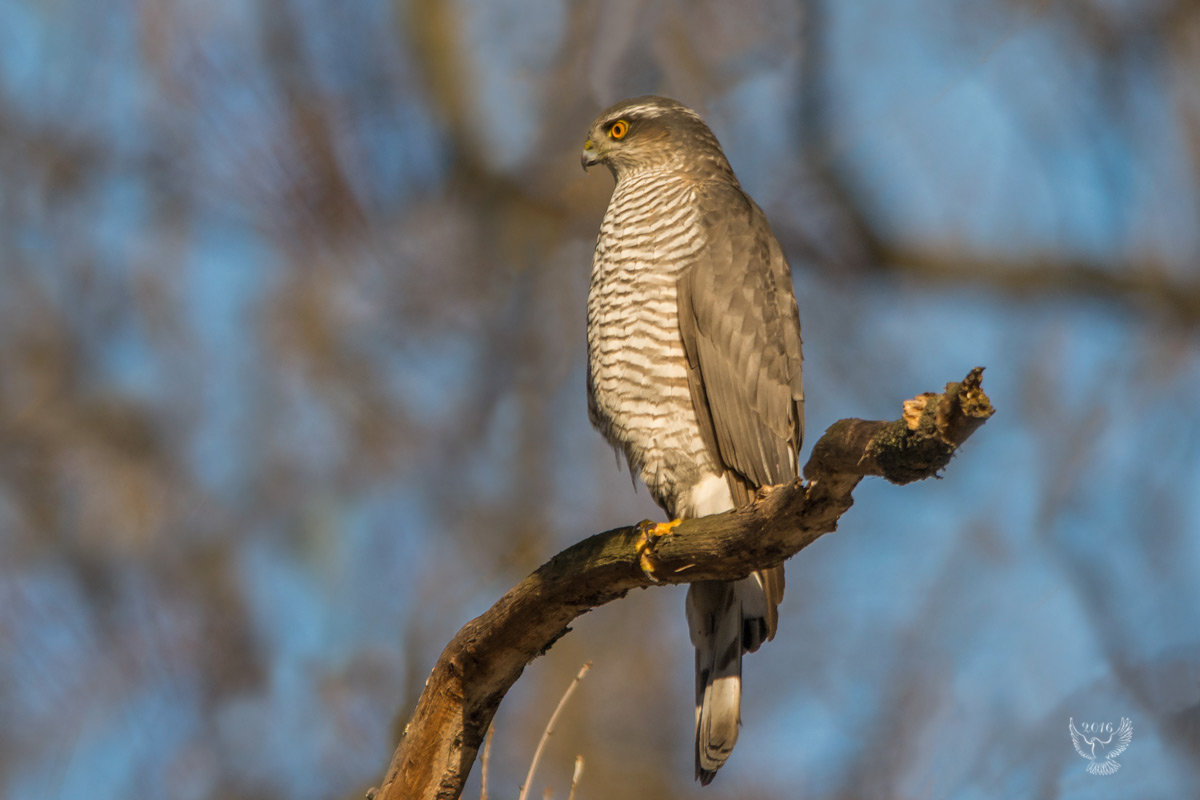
[634,518,681,582]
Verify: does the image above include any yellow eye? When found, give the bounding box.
[608,119,629,139]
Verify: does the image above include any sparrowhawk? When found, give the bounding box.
[582,96,804,784]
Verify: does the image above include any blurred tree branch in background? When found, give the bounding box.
[372,370,992,800]
[791,0,1200,324]
[878,246,1200,324]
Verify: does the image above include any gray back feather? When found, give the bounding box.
[677,181,804,506]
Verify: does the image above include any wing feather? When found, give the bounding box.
[1069,718,1091,759]
[1108,717,1133,757]
[677,181,804,499]
[677,182,801,642]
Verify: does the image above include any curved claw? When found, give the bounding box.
[634,518,682,581]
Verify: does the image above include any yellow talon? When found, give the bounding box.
[635,518,682,581]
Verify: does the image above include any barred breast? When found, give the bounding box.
[587,173,720,517]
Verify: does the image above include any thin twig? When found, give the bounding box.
[479,724,494,800]
[566,755,584,800]
[518,662,592,800]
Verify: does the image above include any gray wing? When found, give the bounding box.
[678,182,802,643]
[677,181,804,505]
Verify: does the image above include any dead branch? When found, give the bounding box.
[370,368,994,800]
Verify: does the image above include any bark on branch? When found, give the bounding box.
[371,368,994,800]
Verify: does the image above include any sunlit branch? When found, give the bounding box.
[369,368,994,800]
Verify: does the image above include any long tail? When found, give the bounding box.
[686,567,783,784]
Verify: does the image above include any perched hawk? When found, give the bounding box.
[582,96,804,784]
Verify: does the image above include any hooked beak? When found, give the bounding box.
[581,139,600,171]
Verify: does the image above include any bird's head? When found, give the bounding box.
[581,95,734,181]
